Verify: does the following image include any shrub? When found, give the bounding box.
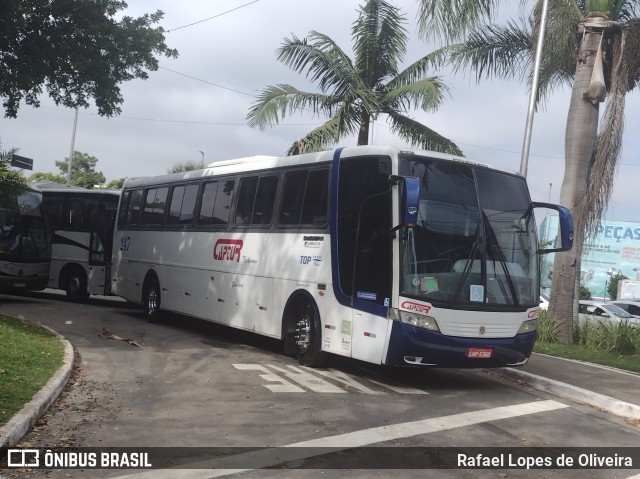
[536,310,559,343]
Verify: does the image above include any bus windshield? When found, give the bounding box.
[399,156,538,309]
[0,189,50,263]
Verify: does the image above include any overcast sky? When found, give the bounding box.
[1,0,639,221]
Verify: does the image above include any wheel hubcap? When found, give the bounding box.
[147,288,158,314]
[294,312,311,353]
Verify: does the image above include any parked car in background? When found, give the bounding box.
[611,300,640,317]
[578,300,640,326]
[539,292,550,311]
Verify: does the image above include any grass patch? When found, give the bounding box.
[533,341,640,373]
[535,310,640,373]
[0,314,64,427]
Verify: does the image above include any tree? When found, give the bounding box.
[28,171,66,185]
[0,0,178,118]
[168,160,206,173]
[607,272,628,300]
[247,0,462,156]
[30,151,106,189]
[106,177,127,189]
[417,0,640,342]
[0,140,27,199]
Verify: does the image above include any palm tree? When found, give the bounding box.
[247,0,462,156]
[418,0,640,342]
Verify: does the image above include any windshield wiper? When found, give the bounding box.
[482,210,519,307]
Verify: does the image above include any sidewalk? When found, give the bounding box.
[495,352,640,420]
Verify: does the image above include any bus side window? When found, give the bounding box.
[252,176,278,225]
[279,171,306,225]
[235,177,258,226]
[142,187,168,226]
[118,191,131,227]
[167,186,185,225]
[198,181,219,225]
[180,183,199,225]
[128,189,144,226]
[212,179,234,226]
[301,169,329,226]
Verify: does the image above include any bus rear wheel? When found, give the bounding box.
[66,267,89,302]
[294,301,327,367]
[142,277,162,323]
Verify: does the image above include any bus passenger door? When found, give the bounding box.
[337,156,393,364]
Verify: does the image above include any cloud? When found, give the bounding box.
[1,0,638,221]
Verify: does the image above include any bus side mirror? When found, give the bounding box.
[395,176,420,227]
[534,202,573,254]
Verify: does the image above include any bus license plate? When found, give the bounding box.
[467,348,493,359]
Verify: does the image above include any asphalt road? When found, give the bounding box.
[1,290,639,479]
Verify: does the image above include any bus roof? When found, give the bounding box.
[121,145,518,189]
[32,183,121,195]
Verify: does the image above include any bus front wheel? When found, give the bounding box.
[294,301,327,367]
[66,267,89,302]
[142,277,162,323]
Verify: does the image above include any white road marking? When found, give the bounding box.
[112,399,569,479]
[232,364,303,393]
[267,364,346,393]
[365,377,429,395]
[303,367,384,395]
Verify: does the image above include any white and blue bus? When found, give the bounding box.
[0,186,50,291]
[112,145,572,368]
[39,186,120,300]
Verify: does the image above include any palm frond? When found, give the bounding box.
[246,84,333,129]
[352,0,407,86]
[579,28,631,235]
[615,0,640,22]
[532,0,581,103]
[387,47,450,88]
[417,0,508,43]
[623,18,640,91]
[286,114,357,155]
[449,19,532,81]
[276,32,359,98]
[382,76,448,113]
[385,112,463,156]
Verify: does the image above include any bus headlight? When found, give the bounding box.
[517,319,537,334]
[399,311,440,332]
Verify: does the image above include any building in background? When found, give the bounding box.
[540,217,640,299]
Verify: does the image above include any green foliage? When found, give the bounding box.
[536,310,559,343]
[574,317,640,356]
[0,141,28,199]
[168,160,206,173]
[55,151,106,189]
[247,0,461,156]
[0,0,178,118]
[607,273,628,300]
[29,151,106,189]
[580,285,592,300]
[0,315,64,427]
[106,177,127,189]
[28,172,66,185]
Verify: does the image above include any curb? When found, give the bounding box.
[496,367,640,421]
[0,323,75,448]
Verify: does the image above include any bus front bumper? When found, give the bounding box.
[384,320,536,368]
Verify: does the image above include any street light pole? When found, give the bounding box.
[520,0,550,178]
[66,108,79,186]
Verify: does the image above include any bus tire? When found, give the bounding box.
[294,300,327,367]
[142,276,162,323]
[65,266,89,302]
